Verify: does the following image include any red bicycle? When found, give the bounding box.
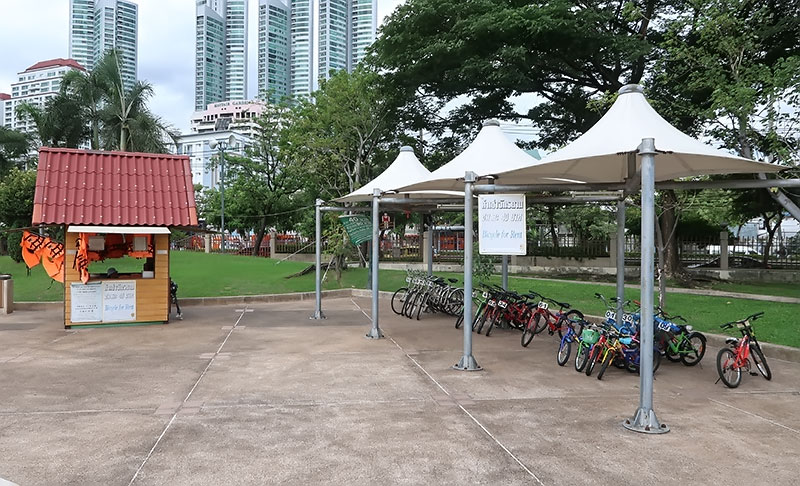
[521,294,583,347]
[716,312,771,388]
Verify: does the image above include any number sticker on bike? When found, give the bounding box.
[623,314,634,323]
[538,302,548,310]
[488,300,496,307]
[498,301,508,308]
[482,292,489,298]
[605,310,615,320]
[657,321,671,331]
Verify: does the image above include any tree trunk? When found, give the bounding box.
[252,215,268,257]
[546,205,559,250]
[120,125,127,152]
[654,212,667,309]
[659,190,681,275]
[761,213,782,268]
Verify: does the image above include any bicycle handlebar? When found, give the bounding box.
[720,312,764,329]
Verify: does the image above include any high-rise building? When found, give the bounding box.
[225,0,248,101]
[290,0,314,97]
[258,0,290,103]
[4,59,87,134]
[195,0,249,111]
[68,0,138,90]
[349,0,377,68]
[195,1,226,111]
[317,0,377,84]
[318,0,349,79]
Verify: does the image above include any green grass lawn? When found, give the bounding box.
[2,252,797,347]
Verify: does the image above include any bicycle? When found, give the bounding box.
[654,308,706,366]
[574,324,602,372]
[716,312,771,388]
[521,294,583,347]
[556,318,588,366]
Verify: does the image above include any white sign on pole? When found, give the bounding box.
[478,194,526,255]
[70,282,103,322]
[102,280,136,322]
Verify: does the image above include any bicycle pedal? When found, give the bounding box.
[749,372,759,376]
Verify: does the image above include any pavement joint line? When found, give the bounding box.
[0,407,154,416]
[386,336,544,485]
[127,306,249,486]
[708,398,800,436]
[351,298,372,320]
[0,331,77,365]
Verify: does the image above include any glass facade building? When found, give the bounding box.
[195,0,249,111]
[69,0,138,91]
[289,0,314,97]
[258,0,291,103]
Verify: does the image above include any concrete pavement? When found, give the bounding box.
[1,296,798,485]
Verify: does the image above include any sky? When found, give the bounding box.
[0,0,406,133]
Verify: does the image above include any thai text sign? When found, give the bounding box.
[339,215,373,246]
[478,194,526,255]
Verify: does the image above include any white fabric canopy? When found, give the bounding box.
[336,146,462,202]
[493,84,781,184]
[397,121,546,192]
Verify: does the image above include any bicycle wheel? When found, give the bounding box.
[679,332,706,366]
[585,346,601,376]
[391,288,408,315]
[750,343,772,381]
[455,313,464,329]
[597,352,613,380]
[401,289,417,318]
[520,319,535,347]
[476,308,491,334]
[485,311,503,337]
[532,313,548,335]
[557,339,571,366]
[575,344,589,372]
[413,292,428,320]
[716,348,741,388]
[447,289,464,316]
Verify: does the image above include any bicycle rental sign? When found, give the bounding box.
[478,194,526,255]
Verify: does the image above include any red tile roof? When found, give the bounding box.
[24,58,86,73]
[33,148,198,227]
[0,93,10,101]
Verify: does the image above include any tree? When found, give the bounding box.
[96,52,177,153]
[0,127,31,175]
[371,0,670,147]
[0,168,36,261]
[16,92,88,149]
[284,67,400,200]
[213,104,304,255]
[651,0,800,217]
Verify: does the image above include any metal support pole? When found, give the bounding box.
[367,189,384,339]
[615,200,626,325]
[310,199,326,320]
[220,150,226,253]
[454,171,481,371]
[501,255,509,290]
[427,219,434,277]
[624,138,669,434]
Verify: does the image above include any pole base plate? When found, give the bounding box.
[623,408,670,434]
[365,327,384,339]
[309,311,327,320]
[453,354,482,371]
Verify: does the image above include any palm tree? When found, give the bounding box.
[16,93,87,149]
[97,51,177,153]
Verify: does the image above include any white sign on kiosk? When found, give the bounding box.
[70,282,102,322]
[69,280,136,323]
[478,194,526,255]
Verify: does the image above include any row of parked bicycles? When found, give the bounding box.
[390,271,773,388]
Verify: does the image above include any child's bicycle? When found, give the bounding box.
[716,312,771,388]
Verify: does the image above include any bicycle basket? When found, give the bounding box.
[581,328,600,344]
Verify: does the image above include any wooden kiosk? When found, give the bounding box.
[31,148,198,328]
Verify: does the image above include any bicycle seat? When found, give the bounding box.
[447,278,458,283]
[725,337,738,346]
